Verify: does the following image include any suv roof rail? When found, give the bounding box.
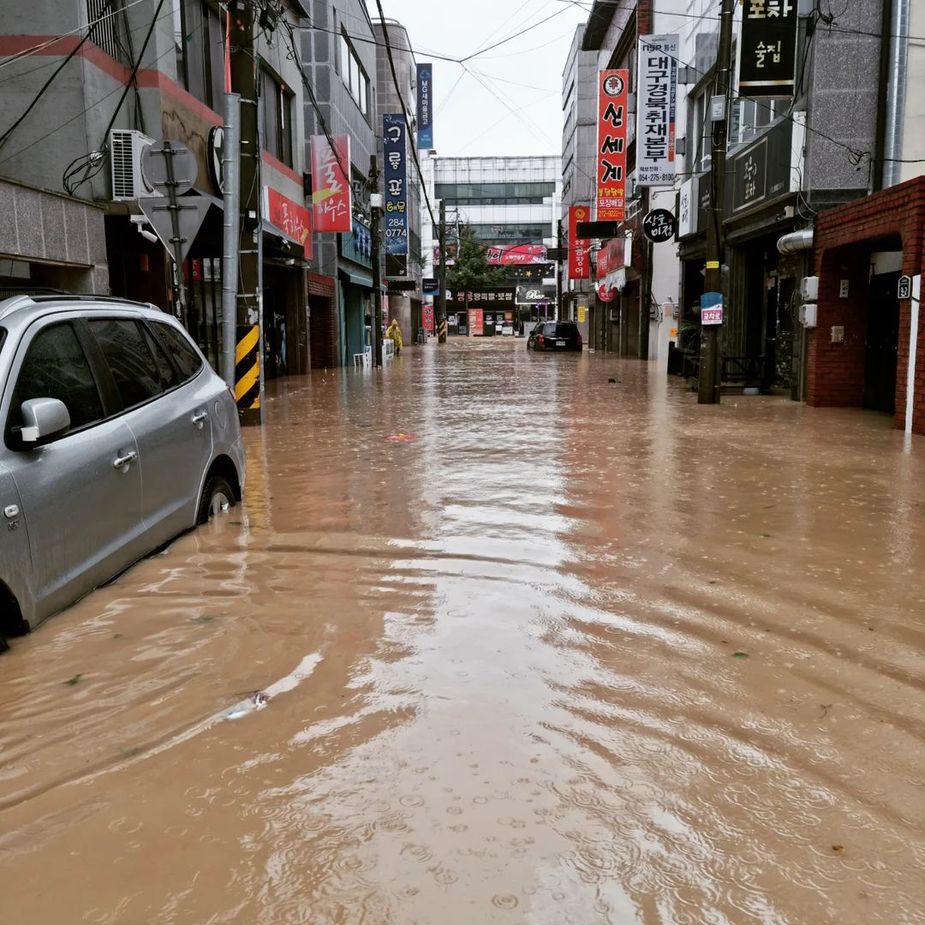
[0,293,159,321]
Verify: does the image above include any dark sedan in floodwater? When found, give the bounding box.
[527,321,583,352]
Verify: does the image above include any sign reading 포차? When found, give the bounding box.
[739,0,799,98]
[636,34,678,187]
[596,69,629,221]
[383,114,408,276]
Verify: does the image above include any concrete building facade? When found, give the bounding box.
[433,155,561,333]
[373,18,424,345]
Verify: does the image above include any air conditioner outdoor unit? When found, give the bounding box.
[799,303,817,328]
[110,129,156,201]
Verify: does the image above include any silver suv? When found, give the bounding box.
[0,295,245,642]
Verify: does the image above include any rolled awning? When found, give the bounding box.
[338,268,374,289]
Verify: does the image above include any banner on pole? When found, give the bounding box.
[637,35,678,187]
[738,0,798,97]
[416,63,433,149]
[568,205,590,279]
[596,69,629,221]
[310,134,351,233]
[383,114,409,276]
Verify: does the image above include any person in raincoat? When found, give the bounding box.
[385,318,403,356]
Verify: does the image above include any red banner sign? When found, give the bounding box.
[310,134,352,233]
[568,205,590,279]
[266,188,312,259]
[596,237,625,279]
[469,308,484,336]
[597,70,629,222]
[486,243,548,265]
[422,304,434,333]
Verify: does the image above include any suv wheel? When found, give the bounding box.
[197,475,235,524]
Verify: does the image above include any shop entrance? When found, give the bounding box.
[864,271,900,414]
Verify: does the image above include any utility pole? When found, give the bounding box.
[370,155,384,367]
[230,0,262,425]
[555,218,563,319]
[698,0,735,405]
[437,198,447,343]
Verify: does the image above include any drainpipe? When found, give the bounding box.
[884,0,910,189]
[873,0,894,192]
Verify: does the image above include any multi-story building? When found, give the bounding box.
[560,24,599,342]
[372,17,424,345]
[1,0,312,378]
[300,0,379,368]
[581,0,689,361]
[433,155,561,333]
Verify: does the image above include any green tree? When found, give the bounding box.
[446,224,506,293]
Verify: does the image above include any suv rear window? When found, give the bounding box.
[88,318,173,409]
[150,322,203,382]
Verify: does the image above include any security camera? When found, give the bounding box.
[130,215,159,244]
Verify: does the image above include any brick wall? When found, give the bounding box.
[809,176,925,433]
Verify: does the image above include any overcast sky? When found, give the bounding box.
[367,0,591,158]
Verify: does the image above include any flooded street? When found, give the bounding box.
[2,338,924,924]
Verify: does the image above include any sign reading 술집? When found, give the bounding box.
[596,70,629,221]
[636,35,678,187]
[738,0,799,98]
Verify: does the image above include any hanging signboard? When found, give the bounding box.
[383,114,408,277]
[568,205,591,279]
[416,64,433,149]
[265,188,312,259]
[636,34,678,187]
[738,0,799,98]
[311,134,352,233]
[596,69,629,221]
[486,243,547,265]
[642,208,677,243]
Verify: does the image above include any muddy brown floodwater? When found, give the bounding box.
[1,338,925,924]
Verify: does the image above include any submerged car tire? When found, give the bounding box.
[197,475,236,524]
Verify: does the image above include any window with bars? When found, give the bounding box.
[86,0,130,66]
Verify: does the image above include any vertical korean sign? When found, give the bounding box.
[596,70,629,221]
[568,205,590,279]
[738,0,798,97]
[383,114,408,277]
[416,63,433,149]
[310,134,352,233]
[637,35,678,186]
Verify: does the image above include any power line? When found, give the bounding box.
[372,3,438,230]
[0,2,199,171]
[0,0,118,153]
[0,0,150,72]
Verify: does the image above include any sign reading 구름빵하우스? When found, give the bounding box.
[311,134,352,233]
[596,69,629,221]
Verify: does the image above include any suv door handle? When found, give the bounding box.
[191,410,209,427]
[112,450,138,469]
